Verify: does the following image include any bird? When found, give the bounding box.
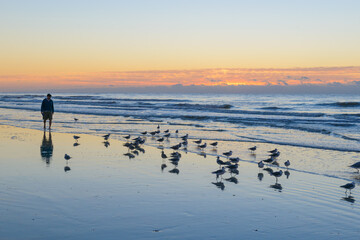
[210,142,218,147]
[161,151,167,159]
[216,156,226,166]
[124,135,131,140]
[175,130,179,134]
[229,157,240,163]
[284,160,290,168]
[157,125,160,129]
[268,148,278,153]
[157,137,164,143]
[198,143,207,150]
[340,182,356,194]
[170,143,182,151]
[248,146,257,152]
[124,153,135,159]
[194,139,202,144]
[223,151,233,158]
[271,170,283,179]
[150,131,157,136]
[349,162,360,173]
[226,164,239,170]
[73,135,80,141]
[212,167,226,178]
[141,131,147,135]
[103,141,110,148]
[74,118,78,122]
[180,134,188,140]
[64,154,71,160]
[164,129,169,133]
[258,161,264,168]
[270,151,280,158]
[164,133,171,138]
[263,157,274,163]
[258,173,264,181]
[102,133,111,139]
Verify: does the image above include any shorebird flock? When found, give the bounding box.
[64,123,357,195]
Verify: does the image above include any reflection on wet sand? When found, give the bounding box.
[40,131,53,165]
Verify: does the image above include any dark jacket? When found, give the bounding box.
[41,99,54,113]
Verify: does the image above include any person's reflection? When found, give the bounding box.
[40,131,53,165]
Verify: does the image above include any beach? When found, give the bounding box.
[1,124,360,240]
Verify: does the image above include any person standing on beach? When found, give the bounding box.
[41,93,54,129]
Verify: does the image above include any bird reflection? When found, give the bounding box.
[73,142,80,147]
[225,176,238,184]
[40,131,53,165]
[258,173,264,181]
[342,195,355,203]
[284,170,290,179]
[212,180,225,191]
[161,163,167,172]
[103,141,110,148]
[270,183,283,192]
[169,167,180,175]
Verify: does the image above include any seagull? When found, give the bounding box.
[248,146,257,152]
[194,139,202,144]
[349,162,360,173]
[181,134,188,140]
[268,148,278,153]
[271,170,283,179]
[216,156,226,166]
[73,135,80,141]
[157,137,164,143]
[229,157,240,163]
[210,142,218,147]
[226,164,239,170]
[64,154,71,160]
[258,161,264,168]
[74,118,78,122]
[270,151,280,158]
[170,143,182,151]
[263,157,274,163]
[198,143,207,150]
[223,151,233,158]
[284,160,291,168]
[212,167,226,178]
[124,135,131,140]
[340,181,355,194]
[161,151,167,159]
[102,133,111,138]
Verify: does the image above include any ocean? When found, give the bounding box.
[0,93,359,151]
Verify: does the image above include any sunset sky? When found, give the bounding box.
[1,0,360,91]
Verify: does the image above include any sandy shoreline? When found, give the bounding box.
[1,124,360,239]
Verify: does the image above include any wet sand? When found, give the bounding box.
[0,124,360,240]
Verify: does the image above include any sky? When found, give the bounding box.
[1,0,360,92]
